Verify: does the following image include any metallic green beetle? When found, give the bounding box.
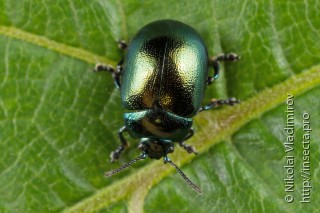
[95,20,240,193]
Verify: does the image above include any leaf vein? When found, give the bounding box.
[0,26,116,66]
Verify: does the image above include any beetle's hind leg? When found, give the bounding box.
[110,126,129,162]
[117,40,127,50]
[179,128,198,154]
[207,53,240,85]
[199,97,240,112]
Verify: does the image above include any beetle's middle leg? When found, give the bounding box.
[199,97,240,112]
[94,62,122,88]
[179,128,198,154]
[207,53,240,85]
[94,41,128,88]
[110,126,129,162]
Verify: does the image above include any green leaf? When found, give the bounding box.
[1,1,319,213]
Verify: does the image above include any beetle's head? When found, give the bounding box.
[138,138,174,159]
[105,138,201,194]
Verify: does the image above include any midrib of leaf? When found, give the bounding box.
[1,24,319,213]
[0,26,116,65]
[63,66,320,213]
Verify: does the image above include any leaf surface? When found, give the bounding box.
[0,1,319,213]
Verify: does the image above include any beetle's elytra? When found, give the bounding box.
[94,20,240,194]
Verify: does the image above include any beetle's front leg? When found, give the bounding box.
[110,126,129,162]
[207,53,240,85]
[179,128,197,154]
[199,97,240,112]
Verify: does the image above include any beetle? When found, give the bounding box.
[94,20,240,194]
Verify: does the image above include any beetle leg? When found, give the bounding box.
[94,63,114,73]
[199,97,240,112]
[117,40,128,50]
[179,141,198,155]
[114,59,123,88]
[179,128,197,154]
[208,53,240,85]
[94,60,123,88]
[110,126,129,162]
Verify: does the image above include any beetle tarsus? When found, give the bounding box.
[94,63,114,72]
[118,40,128,50]
[179,141,198,155]
[179,128,197,154]
[94,62,122,88]
[214,53,240,62]
[199,97,240,112]
[110,126,128,162]
[93,41,125,88]
[208,53,240,85]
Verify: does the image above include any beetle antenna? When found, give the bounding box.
[105,153,147,177]
[165,158,202,194]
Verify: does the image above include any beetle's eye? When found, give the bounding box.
[154,118,161,124]
[138,143,146,151]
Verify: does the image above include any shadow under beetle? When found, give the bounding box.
[94,20,240,194]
